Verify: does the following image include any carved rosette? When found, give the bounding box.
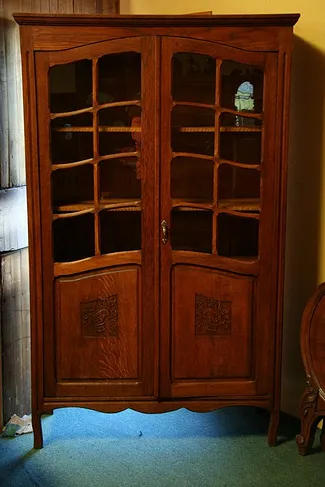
[81,295,118,338]
[195,294,231,335]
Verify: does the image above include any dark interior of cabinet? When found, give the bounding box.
[217,214,259,257]
[100,211,141,253]
[171,210,213,253]
[53,214,95,262]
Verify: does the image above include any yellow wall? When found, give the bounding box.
[120,0,325,416]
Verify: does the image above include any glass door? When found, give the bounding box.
[36,37,158,399]
[160,37,277,398]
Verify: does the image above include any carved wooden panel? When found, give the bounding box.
[195,294,231,336]
[81,296,118,338]
[54,267,139,384]
[172,265,254,385]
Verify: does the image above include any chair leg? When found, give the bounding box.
[320,419,325,453]
[295,386,320,456]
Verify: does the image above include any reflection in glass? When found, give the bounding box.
[49,60,92,113]
[172,53,216,104]
[98,106,141,128]
[235,81,254,112]
[51,113,93,164]
[53,213,95,262]
[171,106,215,156]
[220,113,262,129]
[52,164,94,213]
[171,210,212,253]
[100,158,141,201]
[217,214,259,257]
[98,52,141,104]
[171,157,213,201]
[99,132,136,157]
[98,106,141,157]
[100,211,141,253]
[221,61,263,113]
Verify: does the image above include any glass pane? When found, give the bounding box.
[171,210,212,253]
[51,113,93,164]
[100,158,141,202]
[53,213,95,262]
[219,132,261,165]
[100,211,141,254]
[172,53,216,104]
[221,61,263,113]
[218,165,260,212]
[217,214,259,257]
[98,106,141,129]
[99,132,137,157]
[98,52,141,103]
[52,165,94,213]
[171,157,213,202]
[220,113,262,129]
[98,106,141,156]
[171,106,215,156]
[49,60,92,113]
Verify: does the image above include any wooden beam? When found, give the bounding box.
[0,187,28,252]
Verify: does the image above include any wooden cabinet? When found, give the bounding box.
[14,12,299,448]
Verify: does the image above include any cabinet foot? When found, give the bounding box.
[268,410,279,446]
[32,412,43,449]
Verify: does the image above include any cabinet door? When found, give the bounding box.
[160,37,278,398]
[35,37,158,399]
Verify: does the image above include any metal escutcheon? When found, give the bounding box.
[161,220,169,244]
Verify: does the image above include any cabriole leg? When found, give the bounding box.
[32,411,43,449]
[268,410,279,446]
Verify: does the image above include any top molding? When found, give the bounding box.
[13,13,300,28]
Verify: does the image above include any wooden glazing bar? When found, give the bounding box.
[53,207,95,219]
[52,158,94,170]
[50,100,141,119]
[172,101,214,110]
[213,60,222,254]
[99,151,139,161]
[218,209,260,219]
[172,151,213,161]
[220,107,263,119]
[92,57,100,256]
[218,159,261,170]
[50,106,93,119]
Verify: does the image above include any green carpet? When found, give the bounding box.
[0,406,324,486]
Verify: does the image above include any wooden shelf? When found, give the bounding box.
[54,198,142,214]
[172,198,213,211]
[218,198,260,212]
[52,126,260,134]
[175,126,261,133]
[52,126,141,133]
